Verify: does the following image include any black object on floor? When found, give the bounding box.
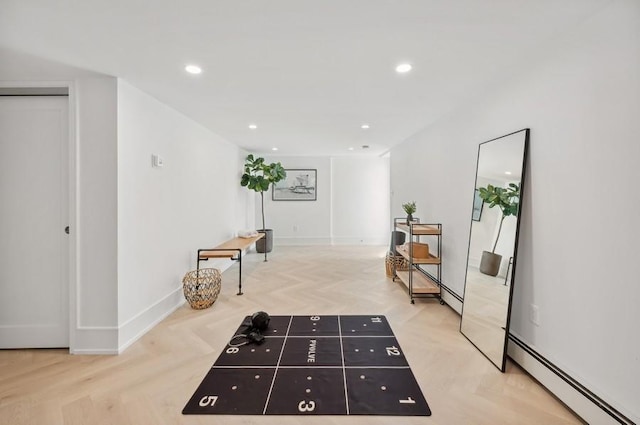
[182,315,431,416]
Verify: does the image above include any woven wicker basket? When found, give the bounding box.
[385,251,409,277]
[182,268,222,310]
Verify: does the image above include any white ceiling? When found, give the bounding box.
[0,0,609,156]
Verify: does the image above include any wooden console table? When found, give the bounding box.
[197,233,264,296]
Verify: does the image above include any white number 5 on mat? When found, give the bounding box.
[298,400,316,412]
[199,395,218,407]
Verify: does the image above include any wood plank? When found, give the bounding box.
[198,250,239,259]
[396,223,441,235]
[396,270,441,294]
[198,234,264,259]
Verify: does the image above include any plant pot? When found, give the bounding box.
[256,229,273,253]
[406,213,413,225]
[479,251,502,276]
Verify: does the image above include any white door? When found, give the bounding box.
[0,95,69,348]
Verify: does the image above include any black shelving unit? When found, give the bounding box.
[392,217,443,304]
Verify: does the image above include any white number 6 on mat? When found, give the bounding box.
[298,400,316,412]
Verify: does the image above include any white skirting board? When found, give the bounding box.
[507,335,636,425]
[449,297,635,424]
[441,289,463,315]
[70,326,119,355]
[117,286,186,354]
[275,237,332,246]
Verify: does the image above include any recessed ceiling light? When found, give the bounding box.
[185,64,202,74]
[505,171,512,175]
[248,124,257,129]
[395,63,412,73]
[361,124,370,129]
[272,147,278,151]
[348,147,354,151]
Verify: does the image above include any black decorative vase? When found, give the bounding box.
[406,213,413,225]
[389,231,406,255]
[256,229,273,253]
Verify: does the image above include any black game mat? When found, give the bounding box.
[183,315,431,416]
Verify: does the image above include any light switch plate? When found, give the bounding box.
[152,154,164,167]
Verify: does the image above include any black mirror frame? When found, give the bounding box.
[460,128,530,372]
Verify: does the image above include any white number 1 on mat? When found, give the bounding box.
[399,397,416,404]
[199,395,218,407]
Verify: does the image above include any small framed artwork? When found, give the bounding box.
[272,169,317,201]
[472,189,483,221]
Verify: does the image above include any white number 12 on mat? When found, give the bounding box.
[199,395,218,407]
[386,346,401,356]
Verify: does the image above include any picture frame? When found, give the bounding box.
[272,169,317,201]
[472,189,484,221]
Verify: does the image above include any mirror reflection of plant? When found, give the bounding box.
[477,183,520,253]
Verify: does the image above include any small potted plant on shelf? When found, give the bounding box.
[477,182,519,276]
[402,201,417,225]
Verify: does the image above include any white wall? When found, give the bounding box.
[116,80,250,350]
[390,1,640,423]
[74,77,119,351]
[331,156,390,245]
[259,155,389,245]
[0,49,251,353]
[0,48,121,352]
[259,156,332,245]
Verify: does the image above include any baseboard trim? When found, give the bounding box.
[508,334,635,425]
[275,237,332,246]
[117,286,186,353]
[331,237,388,245]
[70,326,118,354]
[440,286,463,314]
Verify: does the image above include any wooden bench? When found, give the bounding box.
[197,233,265,296]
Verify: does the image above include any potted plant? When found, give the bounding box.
[477,182,520,276]
[240,154,287,261]
[402,201,417,225]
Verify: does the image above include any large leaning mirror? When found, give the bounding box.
[460,128,529,372]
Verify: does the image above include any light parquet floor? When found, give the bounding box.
[0,245,584,424]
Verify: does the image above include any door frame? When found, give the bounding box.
[0,81,78,353]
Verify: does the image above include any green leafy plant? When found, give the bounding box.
[240,154,287,232]
[402,201,417,215]
[477,183,520,253]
